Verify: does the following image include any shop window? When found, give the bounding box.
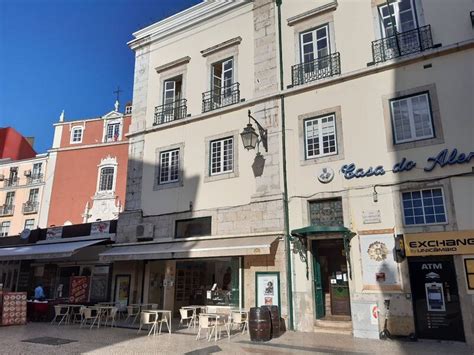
[402,188,447,225]
[309,198,344,227]
[175,217,211,239]
[464,259,474,291]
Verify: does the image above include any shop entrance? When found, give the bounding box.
[312,238,351,319]
[408,256,465,342]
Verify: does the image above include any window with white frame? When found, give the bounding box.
[210,137,233,175]
[0,221,10,237]
[378,0,417,37]
[32,163,42,176]
[28,188,39,204]
[159,149,180,184]
[98,167,115,192]
[300,24,330,64]
[304,114,337,159]
[5,191,15,206]
[390,92,434,144]
[402,188,447,225]
[106,122,121,142]
[125,105,132,115]
[71,126,83,143]
[24,219,35,230]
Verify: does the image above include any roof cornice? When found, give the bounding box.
[128,1,251,50]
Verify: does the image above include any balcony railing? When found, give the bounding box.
[0,204,14,216]
[372,25,434,64]
[3,178,19,188]
[22,201,39,214]
[154,99,188,126]
[291,52,341,87]
[26,174,43,185]
[202,82,240,113]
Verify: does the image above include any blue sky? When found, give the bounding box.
[0,0,201,153]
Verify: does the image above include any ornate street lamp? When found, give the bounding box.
[240,110,268,152]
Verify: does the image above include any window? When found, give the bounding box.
[390,93,434,144]
[163,76,182,105]
[158,76,184,123]
[378,0,417,37]
[125,105,132,115]
[28,188,39,203]
[32,163,42,176]
[402,188,447,225]
[305,114,337,159]
[24,219,35,230]
[464,259,474,291]
[71,126,83,143]
[106,123,121,142]
[210,137,233,175]
[175,217,212,239]
[300,24,330,64]
[309,198,344,227]
[8,167,18,185]
[211,58,234,106]
[159,149,180,184]
[5,191,15,206]
[98,167,115,191]
[0,221,10,237]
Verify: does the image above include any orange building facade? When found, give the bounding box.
[46,103,131,226]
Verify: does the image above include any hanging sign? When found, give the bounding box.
[405,230,474,256]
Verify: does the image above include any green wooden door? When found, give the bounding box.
[312,240,325,319]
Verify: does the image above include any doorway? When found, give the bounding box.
[408,256,465,342]
[312,238,351,320]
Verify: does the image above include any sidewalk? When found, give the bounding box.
[0,322,471,354]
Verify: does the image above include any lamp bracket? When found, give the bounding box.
[248,110,268,152]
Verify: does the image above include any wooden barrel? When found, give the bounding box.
[249,307,272,342]
[261,305,280,338]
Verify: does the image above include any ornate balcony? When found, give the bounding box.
[22,201,38,214]
[154,99,187,126]
[291,52,341,87]
[202,82,240,113]
[3,178,19,188]
[0,204,14,216]
[26,174,43,185]
[372,25,434,64]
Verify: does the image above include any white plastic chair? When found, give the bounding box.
[179,308,193,328]
[196,314,216,341]
[80,307,99,329]
[231,311,248,334]
[125,305,140,324]
[50,305,69,326]
[104,307,118,327]
[156,312,171,335]
[137,311,157,336]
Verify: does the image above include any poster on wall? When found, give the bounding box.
[91,221,110,235]
[69,276,90,303]
[46,226,63,240]
[359,233,400,290]
[256,272,280,309]
[115,275,130,309]
[2,292,27,326]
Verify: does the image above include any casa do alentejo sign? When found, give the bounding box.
[340,148,474,180]
[405,231,474,256]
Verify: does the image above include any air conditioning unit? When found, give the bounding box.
[0,174,4,181]
[136,223,154,241]
[24,170,31,177]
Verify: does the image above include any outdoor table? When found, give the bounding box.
[182,305,205,328]
[144,310,172,334]
[199,313,230,342]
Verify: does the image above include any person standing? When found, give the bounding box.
[34,283,46,301]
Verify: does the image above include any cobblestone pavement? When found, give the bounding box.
[0,322,472,354]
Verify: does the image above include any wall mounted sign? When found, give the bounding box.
[46,226,63,240]
[404,230,474,256]
[69,276,90,303]
[362,210,381,224]
[91,221,110,235]
[317,167,335,183]
[340,148,473,180]
[255,272,280,310]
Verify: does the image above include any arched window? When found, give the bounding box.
[99,167,115,191]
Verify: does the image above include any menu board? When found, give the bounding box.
[69,276,90,303]
[2,292,27,326]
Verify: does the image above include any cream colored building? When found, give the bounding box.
[105,0,473,343]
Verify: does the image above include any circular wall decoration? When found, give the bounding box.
[367,241,388,262]
[317,167,335,184]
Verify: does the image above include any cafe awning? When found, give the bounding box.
[291,225,353,237]
[0,239,107,261]
[99,235,279,262]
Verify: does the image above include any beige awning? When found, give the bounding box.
[99,235,278,262]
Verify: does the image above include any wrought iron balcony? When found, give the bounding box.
[0,204,14,216]
[202,82,240,113]
[372,25,434,64]
[3,178,19,188]
[22,201,39,214]
[26,174,43,185]
[154,99,187,125]
[291,52,341,87]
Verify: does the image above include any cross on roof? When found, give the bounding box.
[113,86,122,102]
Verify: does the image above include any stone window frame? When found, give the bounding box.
[392,179,457,234]
[203,44,240,93]
[298,106,344,166]
[153,142,185,191]
[301,191,351,228]
[70,125,84,144]
[382,84,444,152]
[204,130,239,183]
[289,8,337,67]
[95,156,118,195]
[156,61,189,113]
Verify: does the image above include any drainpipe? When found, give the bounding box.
[276,0,294,331]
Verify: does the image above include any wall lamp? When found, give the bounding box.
[240,110,268,152]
